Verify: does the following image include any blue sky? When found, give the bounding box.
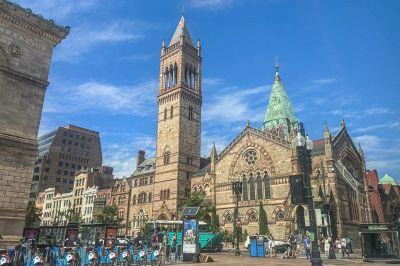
[16,0,400,180]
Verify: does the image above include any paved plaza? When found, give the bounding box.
[178,250,392,266]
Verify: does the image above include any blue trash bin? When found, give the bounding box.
[256,239,265,257]
[249,236,258,257]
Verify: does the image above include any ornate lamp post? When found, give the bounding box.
[295,122,323,266]
[231,176,242,256]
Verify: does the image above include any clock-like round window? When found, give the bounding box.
[225,214,232,223]
[248,212,258,223]
[276,210,285,221]
[244,149,258,166]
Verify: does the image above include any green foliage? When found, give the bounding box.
[258,201,269,235]
[232,206,242,239]
[68,210,82,226]
[25,202,41,227]
[96,204,122,226]
[242,229,249,241]
[210,209,220,232]
[181,190,214,222]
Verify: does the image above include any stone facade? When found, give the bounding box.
[0,0,68,247]
[127,16,202,234]
[111,177,131,235]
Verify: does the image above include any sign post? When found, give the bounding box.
[181,207,200,262]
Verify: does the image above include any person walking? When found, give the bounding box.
[303,234,311,259]
[340,237,347,258]
[270,238,276,257]
[324,236,330,257]
[346,235,353,254]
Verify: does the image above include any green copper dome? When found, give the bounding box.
[262,66,297,139]
[379,174,398,186]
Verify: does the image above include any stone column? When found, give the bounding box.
[0,1,68,248]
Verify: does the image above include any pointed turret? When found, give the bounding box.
[169,15,194,47]
[210,143,217,172]
[262,63,297,140]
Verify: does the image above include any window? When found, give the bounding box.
[57,169,62,175]
[148,193,152,202]
[243,149,258,166]
[138,193,147,203]
[249,173,255,200]
[164,108,168,121]
[58,161,64,167]
[56,177,61,182]
[187,157,193,165]
[276,210,285,221]
[188,106,193,120]
[242,174,248,201]
[65,163,70,168]
[163,152,170,165]
[257,173,263,200]
[264,173,270,199]
[62,178,67,183]
[63,170,68,176]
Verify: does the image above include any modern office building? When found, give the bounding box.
[30,125,102,200]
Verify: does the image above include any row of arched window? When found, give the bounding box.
[160,189,170,200]
[239,171,271,201]
[163,64,198,90]
[132,192,152,204]
[164,64,178,89]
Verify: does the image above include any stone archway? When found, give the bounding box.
[158,214,168,220]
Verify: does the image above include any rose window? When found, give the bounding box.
[244,149,258,166]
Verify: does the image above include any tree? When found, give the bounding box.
[181,190,214,221]
[232,205,241,240]
[67,209,82,226]
[258,201,269,235]
[96,204,122,226]
[210,207,220,232]
[25,202,41,227]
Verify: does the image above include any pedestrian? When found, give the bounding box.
[151,230,158,249]
[270,238,276,257]
[303,234,311,259]
[172,232,179,263]
[346,235,353,253]
[324,237,330,256]
[162,229,169,263]
[340,237,347,258]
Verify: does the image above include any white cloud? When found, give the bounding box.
[190,0,234,8]
[103,135,156,178]
[353,135,382,151]
[118,54,153,61]
[353,121,400,133]
[201,131,231,157]
[54,21,144,61]
[203,77,225,87]
[203,84,268,123]
[329,106,394,120]
[14,0,98,21]
[43,79,157,115]
[310,78,336,85]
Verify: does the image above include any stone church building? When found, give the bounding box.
[128,16,371,243]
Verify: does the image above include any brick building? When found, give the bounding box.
[365,169,385,223]
[111,177,131,235]
[0,0,68,247]
[30,124,102,200]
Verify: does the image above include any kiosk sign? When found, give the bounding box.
[182,219,198,254]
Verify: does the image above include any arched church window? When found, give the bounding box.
[249,173,255,200]
[173,63,178,86]
[164,69,168,89]
[225,213,232,224]
[248,210,258,223]
[264,172,270,199]
[192,68,197,90]
[276,210,285,221]
[242,174,248,201]
[184,65,188,85]
[138,192,147,203]
[257,173,263,200]
[243,149,257,166]
[148,192,152,202]
[164,108,167,121]
[169,65,174,87]
[163,152,170,165]
[170,105,174,118]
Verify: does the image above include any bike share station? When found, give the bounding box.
[182,207,201,262]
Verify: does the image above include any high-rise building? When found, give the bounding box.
[30,125,102,200]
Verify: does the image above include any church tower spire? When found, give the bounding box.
[154,16,202,218]
[262,64,297,140]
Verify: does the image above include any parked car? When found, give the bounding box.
[243,235,289,253]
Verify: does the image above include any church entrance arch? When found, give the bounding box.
[158,214,168,220]
[296,206,306,233]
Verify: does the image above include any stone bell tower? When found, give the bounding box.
[0,1,68,247]
[153,16,202,219]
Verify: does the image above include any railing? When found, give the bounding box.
[334,160,359,191]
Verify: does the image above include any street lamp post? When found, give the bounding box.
[295,122,323,266]
[231,176,242,256]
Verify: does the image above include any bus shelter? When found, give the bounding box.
[359,223,400,262]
